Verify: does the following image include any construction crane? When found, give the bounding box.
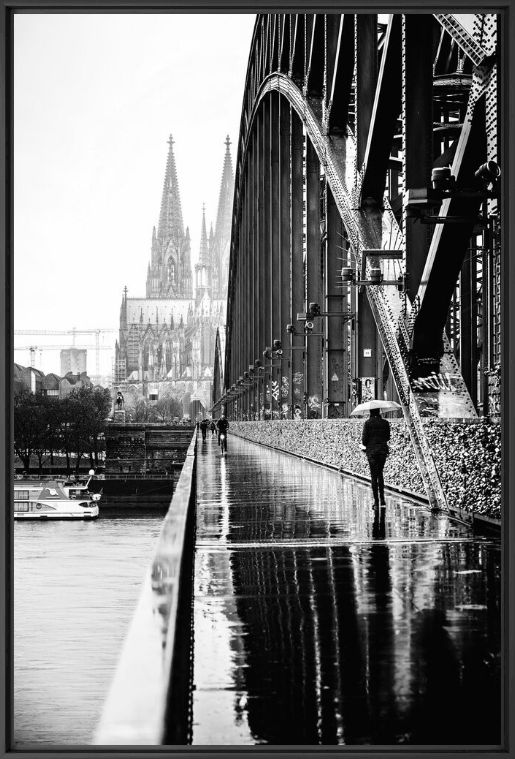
[14,328,117,375]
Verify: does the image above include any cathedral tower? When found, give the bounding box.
[211,136,235,299]
[195,204,212,302]
[146,135,193,298]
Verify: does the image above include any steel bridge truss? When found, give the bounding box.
[223,13,500,510]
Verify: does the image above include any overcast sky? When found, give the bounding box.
[14,13,255,375]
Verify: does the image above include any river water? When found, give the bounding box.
[13,515,163,747]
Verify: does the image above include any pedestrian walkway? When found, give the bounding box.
[191,433,501,746]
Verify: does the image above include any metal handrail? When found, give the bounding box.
[97,473,177,480]
[94,431,197,744]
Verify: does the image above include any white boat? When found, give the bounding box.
[14,479,100,520]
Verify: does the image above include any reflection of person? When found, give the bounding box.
[362,409,390,508]
[372,504,386,539]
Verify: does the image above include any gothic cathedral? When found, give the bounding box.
[114,135,234,414]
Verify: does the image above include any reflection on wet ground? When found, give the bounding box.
[192,434,501,746]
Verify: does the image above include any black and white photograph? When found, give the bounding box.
[6,5,512,752]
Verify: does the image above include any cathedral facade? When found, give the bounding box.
[114,135,234,414]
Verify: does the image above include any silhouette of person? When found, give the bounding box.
[362,408,390,508]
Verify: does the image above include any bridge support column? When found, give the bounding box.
[290,110,305,417]
[263,95,272,418]
[356,14,380,403]
[270,92,281,418]
[280,97,292,417]
[258,106,267,419]
[305,138,323,418]
[325,187,348,417]
[403,14,433,301]
[460,250,472,400]
[250,130,259,418]
[242,152,250,419]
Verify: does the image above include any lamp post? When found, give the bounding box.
[237,373,254,420]
[252,360,264,420]
[263,343,286,419]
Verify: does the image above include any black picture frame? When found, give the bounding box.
[1,1,514,758]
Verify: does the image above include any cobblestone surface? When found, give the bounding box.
[230,419,501,519]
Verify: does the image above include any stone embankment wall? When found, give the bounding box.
[230,419,501,520]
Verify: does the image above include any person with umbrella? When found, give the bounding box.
[199,418,209,441]
[351,399,400,509]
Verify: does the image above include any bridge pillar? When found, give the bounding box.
[305,138,323,417]
[460,246,477,403]
[270,92,281,418]
[257,106,267,419]
[250,130,259,418]
[356,13,381,403]
[290,110,305,417]
[262,95,272,418]
[279,97,292,417]
[241,155,250,419]
[325,187,348,417]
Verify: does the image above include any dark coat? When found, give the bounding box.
[217,418,229,432]
[362,416,391,455]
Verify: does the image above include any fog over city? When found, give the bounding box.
[14,14,255,375]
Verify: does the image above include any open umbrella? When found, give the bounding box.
[350,399,402,416]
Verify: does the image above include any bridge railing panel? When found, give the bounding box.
[93,430,197,745]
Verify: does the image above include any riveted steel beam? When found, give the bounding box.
[291,14,306,86]
[325,187,348,417]
[360,15,402,205]
[414,98,487,361]
[305,138,323,417]
[270,92,281,417]
[326,14,355,136]
[306,14,324,99]
[279,97,292,416]
[403,14,433,302]
[279,14,291,74]
[291,110,305,417]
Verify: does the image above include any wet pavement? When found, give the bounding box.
[192,434,501,746]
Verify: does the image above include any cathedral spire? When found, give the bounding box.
[211,135,235,298]
[157,134,185,247]
[195,203,212,300]
[147,133,192,299]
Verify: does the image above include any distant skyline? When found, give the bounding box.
[14,13,255,375]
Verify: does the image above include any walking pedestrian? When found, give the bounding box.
[216,414,229,448]
[362,408,390,508]
[210,420,216,436]
[200,419,208,441]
